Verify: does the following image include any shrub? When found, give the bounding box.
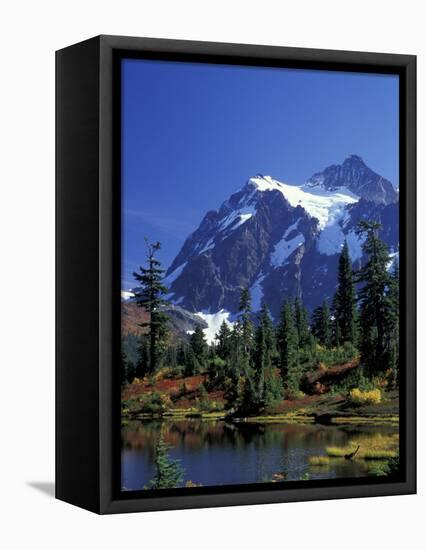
[349,388,382,405]
[185,480,203,488]
[367,461,389,476]
[127,391,171,414]
[368,454,400,476]
[313,341,358,367]
[328,368,374,396]
[168,364,184,378]
[386,455,400,476]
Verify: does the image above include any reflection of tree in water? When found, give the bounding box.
[122,419,399,486]
[122,420,359,453]
[122,420,398,475]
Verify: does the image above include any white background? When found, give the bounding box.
[0,1,423,548]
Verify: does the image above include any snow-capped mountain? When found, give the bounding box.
[163,155,398,321]
[305,154,398,205]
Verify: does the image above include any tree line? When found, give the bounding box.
[122,221,399,413]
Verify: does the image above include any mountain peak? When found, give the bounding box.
[306,155,397,205]
[163,157,399,319]
[344,154,365,164]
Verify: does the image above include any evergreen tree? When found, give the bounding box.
[334,240,358,345]
[229,289,255,407]
[356,221,393,377]
[234,288,255,377]
[121,352,133,387]
[189,325,208,371]
[238,288,255,360]
[386,260,400,387]
[331,295,341,347]
[148,434,184,489]
[136,334,150,379]
[216,320,232,360]
[311,300,331,348]
[251,303,274,408]
[133,240,170,373]
[177,340,189,368]
[294,297,310,348]
[277,300,298,387]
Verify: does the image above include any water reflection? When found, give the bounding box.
[121,419,398,490]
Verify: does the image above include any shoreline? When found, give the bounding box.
[121,409,399,427]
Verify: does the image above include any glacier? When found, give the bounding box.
[196,309,233,345]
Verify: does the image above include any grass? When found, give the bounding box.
[309,456,330,466]
[325,434,399,460]
[363,449,397,460]
[244,414,314,424]
[325,446,355,457]
[332,416,399,426]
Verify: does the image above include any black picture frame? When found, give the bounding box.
[56,35,416,514]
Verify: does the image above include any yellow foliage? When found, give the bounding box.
[185,480,203,488]
[318,362,327,374]
[160,393,172,407]
[349,388,381,405]
[309,456,330,465]
[326,446,355,457]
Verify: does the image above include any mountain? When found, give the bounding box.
[305,155,398,205]
[160,155,399,324]
[121,300,208,339]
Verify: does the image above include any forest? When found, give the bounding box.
[122,220,399,416]
[121,219,400,489]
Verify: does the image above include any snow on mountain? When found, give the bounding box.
[158,156,399,319]
[250,272,267,311]
[270,219,305,267]
[217,205,256,233]
[196,310,233,345]
[250,174,363,261]
[121,290,135,302]
[249,175,358,229]
[305,154,398,205]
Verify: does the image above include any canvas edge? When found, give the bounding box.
[54,35,416,515]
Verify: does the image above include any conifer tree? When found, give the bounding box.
[230,289,255,408]
[294,297,310,348]
[226,326,244,404]
[121,352,132,387]
[234,288,255,377]
[190,325,208,371]
[311,299,331,347]
[277,300,298,387]
[252,303,274,408]
[386,260,400,386]
[238,288,255,358]
[216,320,232,360]
[136,334,150,378]
[331,295,341,348]
[148,434,184,489]
[356,221,393,377]
[177,340,189,368]
[334,240,358,345]
[133,240,169,373]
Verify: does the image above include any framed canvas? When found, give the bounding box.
[56,35,416,514]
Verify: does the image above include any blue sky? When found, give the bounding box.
[122,58,399,289]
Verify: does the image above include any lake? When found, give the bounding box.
[121,419,398,490]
